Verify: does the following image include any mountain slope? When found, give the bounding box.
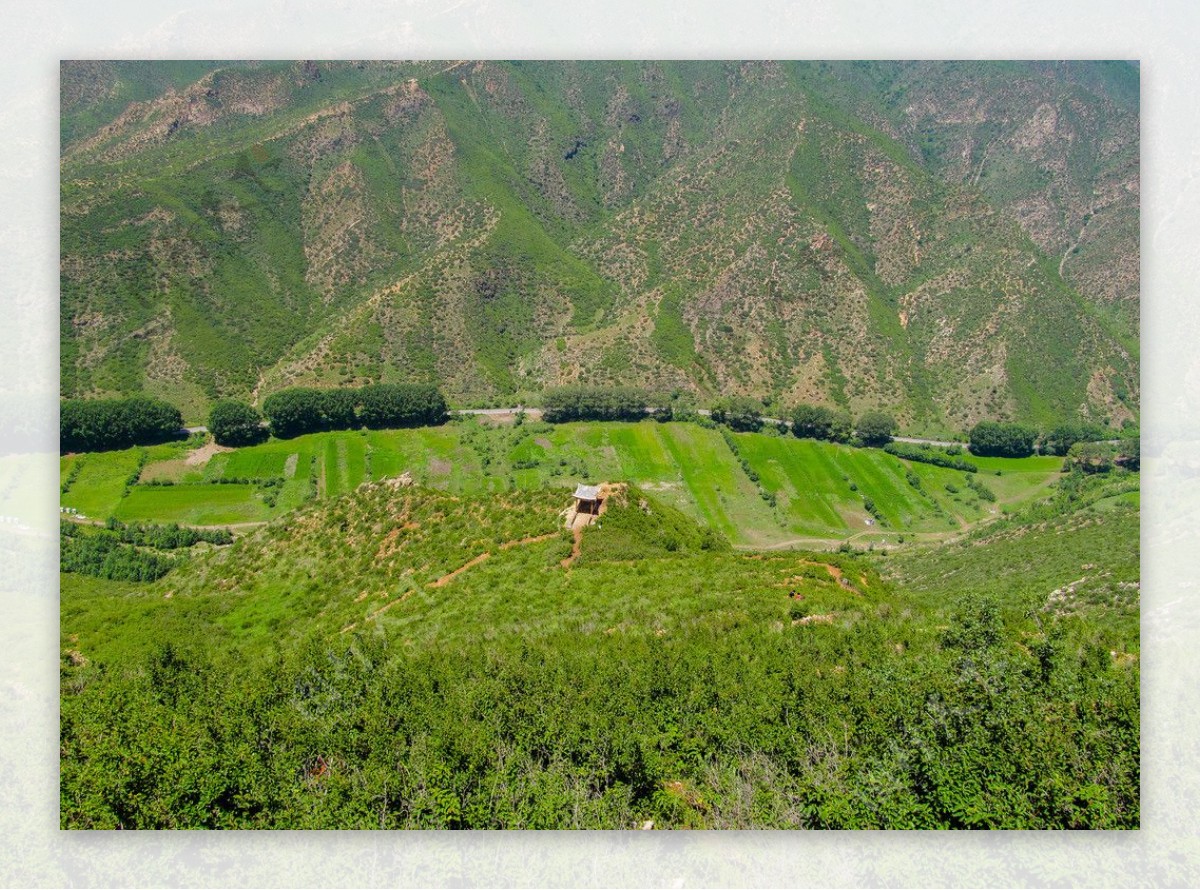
[60,61,1139,432]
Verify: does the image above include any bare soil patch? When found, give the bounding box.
[185,441,232,467]
[793,614,836,626]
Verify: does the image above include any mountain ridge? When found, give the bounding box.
[60,60,1139,434]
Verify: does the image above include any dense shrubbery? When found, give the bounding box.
[59,589,1138,829]
[970,421,1037,457]
[60,525,177,582]
[209,400,267,446]
[60,397,183,453]
[789,404,852,443]
[357,384,449,429]
[58,472,1139,829]
[542,386,650,423]
[263,384,447,438]
[963,474,996,502]
[1059,439,1137,474]
[884,441,978,472]
[710,396,765,432]
[856,411,898,447]
[1040,422,1111,456]
[103,518,233,548]
[1117,438,1140,471]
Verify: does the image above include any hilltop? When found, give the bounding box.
[61,61,1139,434]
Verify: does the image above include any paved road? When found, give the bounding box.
[893,435,964,449]
[184,409,969,450]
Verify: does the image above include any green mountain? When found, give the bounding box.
[60,61,1139,433]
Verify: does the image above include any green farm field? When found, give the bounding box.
[59,419,1068,547]
[114,485,273,526]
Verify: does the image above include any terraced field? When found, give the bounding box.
[59,419,1068,547]
[114,484,272,526]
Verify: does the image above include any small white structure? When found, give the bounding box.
[573,484,602,516]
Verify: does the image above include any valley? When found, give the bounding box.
[56,59,1141,831]
[60,416,1064,548]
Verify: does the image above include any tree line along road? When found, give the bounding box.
[181,408,968,449]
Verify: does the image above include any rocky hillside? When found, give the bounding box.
[60,61,1139,433]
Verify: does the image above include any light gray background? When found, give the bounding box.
[1,0,1194,885]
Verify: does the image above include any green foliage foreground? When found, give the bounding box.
[59,480,1139,829]
[59,598,1137,829]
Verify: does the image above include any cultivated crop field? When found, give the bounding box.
[59,418,1068,546]
[114,484,272,526]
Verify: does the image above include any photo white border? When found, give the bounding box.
[3,0,1196,885]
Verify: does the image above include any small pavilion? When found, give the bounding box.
[573,483,602,516]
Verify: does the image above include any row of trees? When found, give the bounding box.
[63,385,1133,461]
[786,403,897,447]
[968,421,1038,458]
[542,386,664,424]
[249,384,449,441]
[60,396,183,453]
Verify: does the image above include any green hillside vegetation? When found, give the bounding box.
[58,59,1140,831]
[61,61,1139,433]
[60,469,1139,828]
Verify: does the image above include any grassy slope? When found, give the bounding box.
[59,473,1139,829]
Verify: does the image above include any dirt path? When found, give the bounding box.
[429,551,490,587]
[499,532,559,550]
[560,526,584,569]
[345,529,565,632]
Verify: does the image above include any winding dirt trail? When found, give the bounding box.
[560,526,584,569]
[429,551,490,587]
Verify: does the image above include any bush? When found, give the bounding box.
[969,421,1036,458]
[1116,438,1140,471]
[357,384,449,429]
[964,474,996,502]
[542,386,649,423]
[790,404,853,443]
[104,518,233,548]
[60,531,177,582]
[60,396,183,453]
[857,411,898,447]
[1065,442,1116,474]
[711,396,763,432]
[208,400,266,447]
[884,442,977,473]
